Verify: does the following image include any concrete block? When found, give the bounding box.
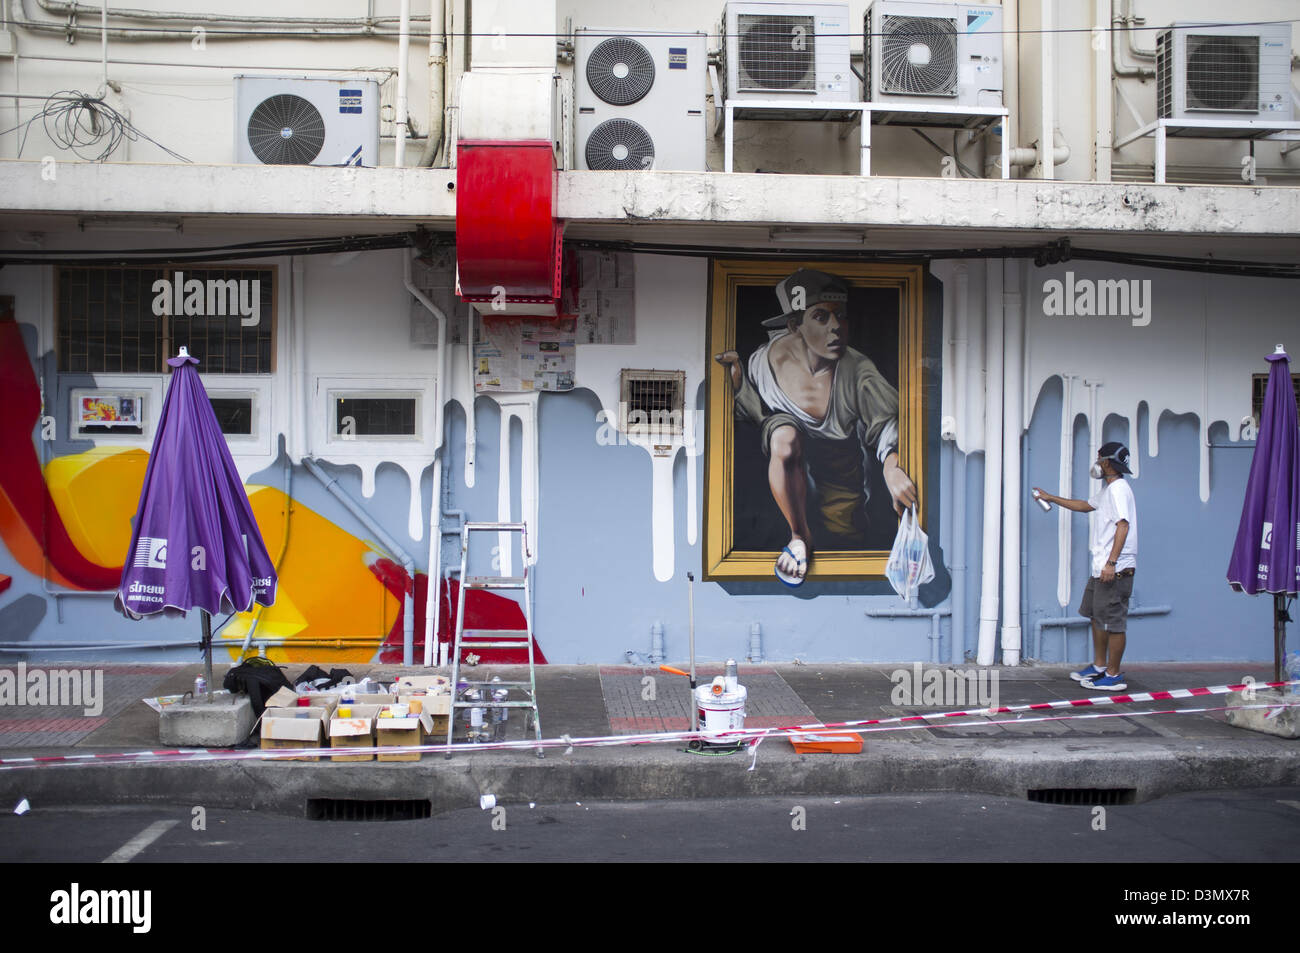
[160,693,255,747]
[1225,690,1300,739]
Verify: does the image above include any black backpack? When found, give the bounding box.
[222,657,294,716]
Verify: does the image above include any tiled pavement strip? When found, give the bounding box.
[0,661,1271,752]
[0,666,177,748]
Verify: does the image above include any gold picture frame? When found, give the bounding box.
[704,260,926,581]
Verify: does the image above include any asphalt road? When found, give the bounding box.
[3,787,1299,864]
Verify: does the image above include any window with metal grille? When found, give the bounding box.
[1251,372,1300,429]
[619,369,685,435]
[334,394,419,438]
[56,265,275,374]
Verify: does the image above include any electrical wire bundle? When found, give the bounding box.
[2,89,191,162]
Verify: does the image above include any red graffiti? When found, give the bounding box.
[367,558,546,664]
[0,311,120,590]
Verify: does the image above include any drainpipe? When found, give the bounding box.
[292,256,308,462]
[1000,259,1024,666]
[976,259,1004,667]
[303,456,416,665]
[1094,0,1113,181]
[464,305,476,487]
[865,608,952,664]
[419,0,447,167]
[1111,0,1156,79]
[1056,374,1076,606]
[1084,378,1103,562]
[949,265,969,664]
[1001,0,1019,173]
[1035,604,1171,661]
[395,0,410,166]
[404,253,447,668]
[1034,0,1056,180]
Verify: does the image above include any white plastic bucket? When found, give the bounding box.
[694,683,747,741]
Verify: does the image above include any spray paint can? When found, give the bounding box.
[725,659,738,693]
[194,674,207,698]
[1033,489,1052,512]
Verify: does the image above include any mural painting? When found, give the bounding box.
[705,262,926,584]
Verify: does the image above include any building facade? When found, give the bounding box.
[1,0,1297,666]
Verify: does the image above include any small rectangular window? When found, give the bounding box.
[210,396,255,436]
[72,390,147,436]
[1251,372,1300,429]
[333,395,419,439]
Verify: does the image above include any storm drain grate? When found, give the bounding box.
[306,798,432,821]
[1027,788,1136,806]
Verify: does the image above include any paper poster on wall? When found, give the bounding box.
[575,250,635,344]
[474,318,576,393]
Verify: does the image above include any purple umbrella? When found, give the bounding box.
[1227,344,1300,682]
[115,347,276,696]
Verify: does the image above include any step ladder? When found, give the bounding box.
[445,521,543,758]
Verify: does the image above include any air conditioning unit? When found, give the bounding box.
[575,30,706,171]
[720,2,853,103]
[864,0,1003,107]
[1157,22,1293,129]
[234,76,380,166]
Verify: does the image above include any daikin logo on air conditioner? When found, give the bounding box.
[966,10,993,32]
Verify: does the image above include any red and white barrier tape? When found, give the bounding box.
[0,679,1294,770]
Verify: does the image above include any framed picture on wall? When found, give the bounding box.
[704,260,926,582]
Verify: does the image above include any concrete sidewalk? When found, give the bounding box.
[0,660,1296,815]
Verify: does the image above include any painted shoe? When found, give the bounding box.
[1069,664,1105,682]
[1081,672,1127,692]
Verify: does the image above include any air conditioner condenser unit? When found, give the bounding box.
[864,0,1003,108]
[721,1,853,103]
[575,29,706,171]
[1156,22,1293,130]
[234,76,380,166]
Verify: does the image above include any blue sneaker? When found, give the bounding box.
[1069,664,1105,682]
[1082,672,1127,692]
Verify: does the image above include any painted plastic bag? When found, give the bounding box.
[885,506,934,606]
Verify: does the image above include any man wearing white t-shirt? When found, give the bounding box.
[1033,442,1138,691]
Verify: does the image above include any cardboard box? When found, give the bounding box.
[375,706,435,762]
[328,704,382,762]
[261,706,331,760]
[398,691,451,717]
[395,675,450,695]
[340,692,397,706]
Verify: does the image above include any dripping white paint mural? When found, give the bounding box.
[575,255,708,582]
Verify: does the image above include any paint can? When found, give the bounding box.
[694,683,747,740]
[1032,489,1052,512]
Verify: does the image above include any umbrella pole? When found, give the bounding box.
[201,610,214,703]
[1276,594,1288,685]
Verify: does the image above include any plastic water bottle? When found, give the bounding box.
[1285,652,1300,696]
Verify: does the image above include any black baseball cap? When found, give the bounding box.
[761,268,850,328]
[1098,442,1132,475]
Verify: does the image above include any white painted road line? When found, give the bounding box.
[102,819,179,864]
[1279,800,1300,812]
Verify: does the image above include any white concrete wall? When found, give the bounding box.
[0,0,433,166]
[4,0,1295,182]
